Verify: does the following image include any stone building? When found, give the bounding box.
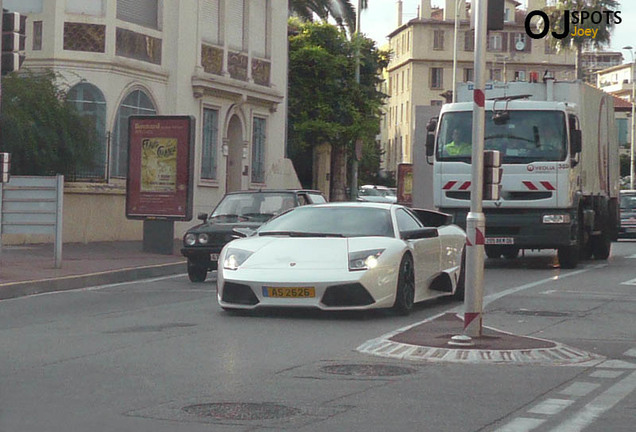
[380,0,576,177]
[4,0,299,243]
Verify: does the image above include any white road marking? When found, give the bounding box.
[589,370,624,379]
[558,382,600,397]
[1,273,190,302]
[596,360,636,369]
[620,277,636,285]
[528,398,574,415]
[482,264,606,308]
[625,348,636,358]
[494,417,546,432]
[549,370,636,432]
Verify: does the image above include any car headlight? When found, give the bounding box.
[348,249,384,271]
[198,233,209,245]
[542,214,571,224]
[184,233,197,246]
[223,248,253,270]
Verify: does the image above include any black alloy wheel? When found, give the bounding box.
[393,254,415,315]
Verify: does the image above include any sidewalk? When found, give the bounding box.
[0,240,186,300]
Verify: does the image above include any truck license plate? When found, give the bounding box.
[485,237,514,245]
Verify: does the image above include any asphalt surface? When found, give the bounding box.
[0,239,607,366]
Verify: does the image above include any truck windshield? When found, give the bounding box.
[436,110,567,164]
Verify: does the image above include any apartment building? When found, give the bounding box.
[381,0,576,177]
[4,0,299,242]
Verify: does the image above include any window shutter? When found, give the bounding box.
[227,0,244,50]
[116,0,158,29]
[201,0,220,44]
[250,0,267,58]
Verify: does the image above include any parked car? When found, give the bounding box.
[357,185,397,203]
[217,202,466,315]
[619,190,636,238]
[182,189,326,282]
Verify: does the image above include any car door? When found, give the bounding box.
[395,209,441,297]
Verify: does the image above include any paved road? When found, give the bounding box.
[1,241,635,431]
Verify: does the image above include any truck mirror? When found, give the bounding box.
[425,133,435,157]
[570,129,582,155]
[426,117,438,132]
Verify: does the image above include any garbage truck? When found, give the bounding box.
[424,78,620,268]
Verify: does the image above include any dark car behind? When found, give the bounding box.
[619,190,636,239]
[181,189,326,282]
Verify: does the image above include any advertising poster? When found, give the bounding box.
[126,116,194,220]
[397,163,413,206]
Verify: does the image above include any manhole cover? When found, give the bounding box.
[182,402,301,421]
[509,310,570,317]
[320,364,416,377]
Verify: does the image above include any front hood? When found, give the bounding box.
[237,237,349,270]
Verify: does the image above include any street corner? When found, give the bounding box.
[356,312,604,366]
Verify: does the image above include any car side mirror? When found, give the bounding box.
[197,212,208,222]
[401,227,438,240]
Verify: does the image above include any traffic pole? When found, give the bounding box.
[463,0,488,338]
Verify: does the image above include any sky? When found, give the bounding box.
[359,0,636,62]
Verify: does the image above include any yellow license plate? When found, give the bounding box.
[262,286,315,298]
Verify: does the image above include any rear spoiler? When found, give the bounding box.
[410,208,453,227]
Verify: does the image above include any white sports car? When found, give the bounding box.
[217,203,466,315]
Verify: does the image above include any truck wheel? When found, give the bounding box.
[558,246,579,269]
[485,246,502,259]
[502,247,519,259]
[187,259,208,282]
[591,230,611,260]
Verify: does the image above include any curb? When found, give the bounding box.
[0,261,187,301]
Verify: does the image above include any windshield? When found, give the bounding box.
[258,206,394,238]
[211,192,296,221]
[620,193,636,211]
[437,110,567,164]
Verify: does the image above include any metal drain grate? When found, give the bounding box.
[509,310,570,317]
[182,402,301,421]
[320,364,416,377]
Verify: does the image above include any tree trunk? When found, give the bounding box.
[330,144,348,201]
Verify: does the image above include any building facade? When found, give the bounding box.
[380,0,576,177]
[581,50,623,84]
[5,0,299,242]
[597,62,635,152]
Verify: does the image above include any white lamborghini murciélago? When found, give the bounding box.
[217,202,466,315]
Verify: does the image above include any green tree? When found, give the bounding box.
[1,70,98,176]
[287,19,388,200]
[288,0,368,35]
[542,0,618,79]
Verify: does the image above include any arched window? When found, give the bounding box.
[111,89,156,178]
[67,82,107,180]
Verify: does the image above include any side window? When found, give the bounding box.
[396,209,422,232]
[308,193,326,204]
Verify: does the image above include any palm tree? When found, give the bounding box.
[542,0,619,79]
[289,0,368,36]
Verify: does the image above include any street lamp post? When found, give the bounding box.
[350,0,363,201]
[452,0,462,102]
[623,46,635,190]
